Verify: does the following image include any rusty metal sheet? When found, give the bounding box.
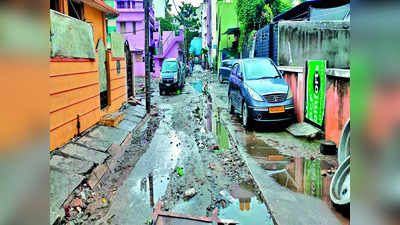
[111,32,124,58]
[152,201,239,225]
[50,10,96,59]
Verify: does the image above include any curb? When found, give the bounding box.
[220,115,279,225]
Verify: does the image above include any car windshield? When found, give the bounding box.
[162,61,178,72]
[222,61,233,68]
[243,60,280,80]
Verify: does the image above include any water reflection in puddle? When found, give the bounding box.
[192,80,203,93]
[236,130,349,223]
[219,182,274,225]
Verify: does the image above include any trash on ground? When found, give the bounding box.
[177,167,184,176]
[184,188,197,200]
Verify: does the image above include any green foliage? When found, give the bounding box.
[235,0,293,55]
[271,0,293,17]
[176,3,200,30]
[156,17,177,31]
[175,3,201,58]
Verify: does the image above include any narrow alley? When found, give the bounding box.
[83,66,349,225]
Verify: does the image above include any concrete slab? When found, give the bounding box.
[50,169,84,225]
[88,125,130,146]
[124,113,143,124]
[117,119,138,132]
[125,106,147,119]
[60,143,109,164]
[286,122,321,138]
[75,136,112,152]
[50,155,94,175]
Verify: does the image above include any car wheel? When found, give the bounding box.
[242,102,251,129]
[228,95,234,114]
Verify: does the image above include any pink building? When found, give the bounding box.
[154,29,184,77]
[115,0,183,78]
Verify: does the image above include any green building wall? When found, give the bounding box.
[105,0,117,48]
[216,0,238,68]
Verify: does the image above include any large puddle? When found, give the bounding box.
[191,80,203,93]
[219,182,274,225]
[236,129,350,224]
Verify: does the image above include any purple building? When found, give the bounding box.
[154,29,184,77]
[115,0,156,77]
[115,0,184,78]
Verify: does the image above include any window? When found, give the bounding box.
[68,0,84,20]
[136,53,143,62]
[117,1,125,8]
[131,1,136,8]
[120,22,126,33]
[50,0,61,12]
[132,22,136,34]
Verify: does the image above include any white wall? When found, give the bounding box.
[153,0,166,18]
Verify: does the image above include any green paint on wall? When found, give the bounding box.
[50,10,96,59]
[216,0,238,67]
[111,32,124,58]
[305,60,326,127]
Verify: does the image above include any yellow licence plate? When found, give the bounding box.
[269,106,285,113]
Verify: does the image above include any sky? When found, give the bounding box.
[169,0,203,15]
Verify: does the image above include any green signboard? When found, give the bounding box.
[110,32,125,58]
[305,60,326,127]
[304,159,322,198]
[50,10,96,59]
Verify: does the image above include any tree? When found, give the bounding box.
[235,0,292,53]
[174,3,201,61]
[270,0,293,17]
[157,17,176,31]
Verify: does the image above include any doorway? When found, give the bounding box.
[125,41,134,98]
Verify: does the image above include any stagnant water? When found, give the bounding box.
[212,111,274,224]
[219,182,274,225]
[229,119,350,224]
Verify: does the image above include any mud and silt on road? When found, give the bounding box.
[156,69,273,224]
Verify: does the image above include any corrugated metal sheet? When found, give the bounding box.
[50,10,96,59]
[110,32,124,58]
[310,4,350,21]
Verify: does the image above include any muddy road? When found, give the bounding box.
[97,67,273,225]
[92,66,348,225]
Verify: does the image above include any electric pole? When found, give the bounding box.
[144,0,151,114]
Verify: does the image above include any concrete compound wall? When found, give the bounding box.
[280,66,350,146]
[278,21,350,69]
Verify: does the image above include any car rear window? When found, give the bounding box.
[162,61,178,72]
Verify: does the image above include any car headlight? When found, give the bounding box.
[173,74,178,81]
[246,86,264,102]
[287,88,293,99]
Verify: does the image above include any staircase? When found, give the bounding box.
[157,29,184,59]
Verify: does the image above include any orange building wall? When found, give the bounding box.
[49,4,126,151]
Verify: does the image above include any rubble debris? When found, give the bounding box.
[184,188,197,200]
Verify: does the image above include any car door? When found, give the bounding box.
[229,63,241,110]
[235,63,244,111]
